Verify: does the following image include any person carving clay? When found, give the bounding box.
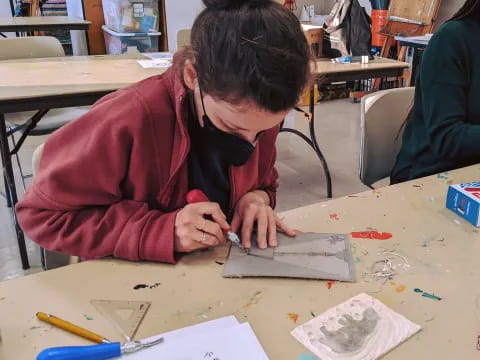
[391,0,480,184]
[16,0,312,263]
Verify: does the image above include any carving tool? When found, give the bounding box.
[186,189,246,251]
[186,189,275,259]
[36,335,164,360]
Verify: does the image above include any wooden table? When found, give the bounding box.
[0,16,91,33]
[0,54,165,270]
[281,57,409,199]
[1,165,479,360]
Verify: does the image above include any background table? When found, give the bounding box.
[0,16,91,33]
[1,164,478,360]
[281,57,409,199]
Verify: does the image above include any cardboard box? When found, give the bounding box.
[102,0,159,33]
[446,182,480,227]
[102,25,161,54]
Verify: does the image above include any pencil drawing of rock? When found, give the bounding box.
[318,308,380,353]
[291,293,421,360]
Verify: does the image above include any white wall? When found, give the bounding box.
[165,0,204,52]
[66,0,88,55]
[359,0,372,15]
[0,0,14,37]
[435,0,463,30]
[0,0,12,17]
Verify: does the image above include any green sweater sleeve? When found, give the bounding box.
[420,22,480,160]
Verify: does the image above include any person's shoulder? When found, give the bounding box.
[432,19,478,44]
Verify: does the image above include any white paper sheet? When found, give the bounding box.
[291,293,421,360]
[123,316,269,359]
[142,52,174,60]
[137,59,172,68]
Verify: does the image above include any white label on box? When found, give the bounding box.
[133,3,145,17]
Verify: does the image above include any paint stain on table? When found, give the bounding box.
[133,284,148,290]
[299,354,318,360]
[243,291,262,308]
[329,213,340,220]
[327,281,335,290]
[395,285,407,293]
[414,288,442,300]
[133,282,161,290]
[288,313,299,323]
[351,231,393,240]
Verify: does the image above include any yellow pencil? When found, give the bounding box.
[36,312,110,344]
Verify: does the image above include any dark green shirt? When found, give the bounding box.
[391,19,480,183]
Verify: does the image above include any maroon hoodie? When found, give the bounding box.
[16,67,279,264]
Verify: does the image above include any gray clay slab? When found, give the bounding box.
[223,232,356,282]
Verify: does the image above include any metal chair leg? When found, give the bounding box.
[2,174,12,207]
[9,132,27,192]
[0,113,29,269]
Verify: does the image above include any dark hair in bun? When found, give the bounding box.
[188,0,311,112]
[203,0,269,10]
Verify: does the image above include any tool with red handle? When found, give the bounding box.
[186,189,245,251]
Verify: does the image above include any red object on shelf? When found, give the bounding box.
[371,9,389,47]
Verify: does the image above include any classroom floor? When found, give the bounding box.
[0,99,371,282]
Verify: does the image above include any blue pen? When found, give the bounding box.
[37,336,164,360]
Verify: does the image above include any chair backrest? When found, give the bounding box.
[0,36,65,61]
[177,29,191,49]
[359,87,415,187]
[32,142,45,178]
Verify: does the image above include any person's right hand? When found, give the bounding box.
[174,202,230,252]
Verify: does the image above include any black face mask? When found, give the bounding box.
[198,87,255,167]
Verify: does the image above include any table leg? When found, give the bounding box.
[0,113,30,269]
[308,86,333,198]
[3,173,12,207]
[279,86,333,199]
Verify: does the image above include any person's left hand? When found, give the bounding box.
[231,190,296,249]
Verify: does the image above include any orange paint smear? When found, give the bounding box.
[350,231,392,240]
[288,313,299,323]
[396,285,406,293]
[329,213,340,220]
[327,281,335,289]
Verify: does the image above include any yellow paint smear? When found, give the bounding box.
[288,313,299,323]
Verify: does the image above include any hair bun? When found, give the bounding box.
[202,0,270,10]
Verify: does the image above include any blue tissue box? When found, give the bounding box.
[446,182,480,227]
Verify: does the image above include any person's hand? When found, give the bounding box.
[231,191,296,249]
[174,202,230,252]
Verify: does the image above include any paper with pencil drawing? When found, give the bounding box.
[123,316,269,359]
[291,293,421,360]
